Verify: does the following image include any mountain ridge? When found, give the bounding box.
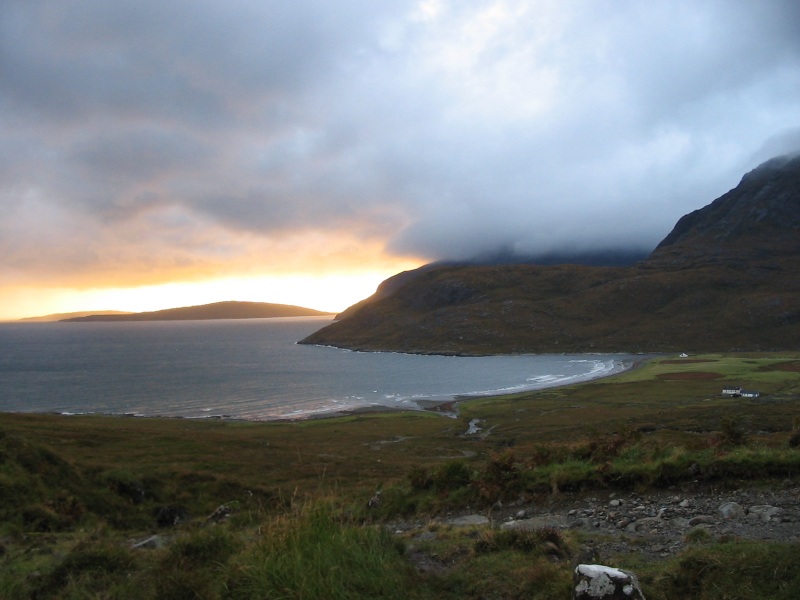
[61,301,333,322]
[300,153,800,354]
[648,152,800,268]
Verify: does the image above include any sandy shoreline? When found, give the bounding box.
[17,355,654,424]
[280,354,652,422]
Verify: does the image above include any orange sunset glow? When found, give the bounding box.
[2,2,798,322]
[0,226,424,319]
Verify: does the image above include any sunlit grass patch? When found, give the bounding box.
[225,502,416,600]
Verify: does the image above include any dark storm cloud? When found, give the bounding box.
[1,0,799,281]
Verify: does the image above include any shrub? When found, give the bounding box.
[716,416,748,448]
[789,430,800,448]
[20,505,68,533]
[167,526,241,566]
[407,465,433,490]
[33,540,135,598]
[101,469,148,504]
[474,526,567,557]
[155,526,241,600]
[434,460,472,492]
[475,450,521,502]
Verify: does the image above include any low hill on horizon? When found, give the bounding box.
[61,301,334,322]
[301,153,800,354]
[19,310,133,322]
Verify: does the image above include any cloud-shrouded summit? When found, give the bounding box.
[1,0,799,317]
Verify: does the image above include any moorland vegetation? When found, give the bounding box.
[2,353,800,599]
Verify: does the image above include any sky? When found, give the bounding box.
[2,0,799,319]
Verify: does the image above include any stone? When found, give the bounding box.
[131,535,165,550]
[610,499,622,508]
[573,564,646,599]
[516,509,528,519]
[747,505,781,523]
[205,504,232,523]
[719,502,745,520]
[502,515,569,531]
[571,517,592,529]
[627,517,659,533]
[367,490,382,508]
[447,514,489,527]
[679,499,691,508]
[670,517,690,529]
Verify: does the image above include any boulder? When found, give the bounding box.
[747,505,781,523]
[573,564,646,599]
[718,501,745,520]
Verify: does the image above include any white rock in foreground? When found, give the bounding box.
[573,564,646,599]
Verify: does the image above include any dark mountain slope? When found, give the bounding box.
[300,154,800,354]
[63,301,333,322]
[648,153,800,267]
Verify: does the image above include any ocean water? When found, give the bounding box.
[0,317,633,420]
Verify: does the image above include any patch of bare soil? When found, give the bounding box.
[656,371,723,380]
[759,360,800,373]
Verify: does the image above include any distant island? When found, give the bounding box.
[20,310,134,322]
[55,301,334,322]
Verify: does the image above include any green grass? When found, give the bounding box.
[2,352,800,598]
[225,503,418,599]
[642,541,800,599]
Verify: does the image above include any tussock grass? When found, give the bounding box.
[225,502,416,599]
[645,541,800,599]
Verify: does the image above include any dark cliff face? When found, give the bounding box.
[301,154,800,354]
[648,153,800,267]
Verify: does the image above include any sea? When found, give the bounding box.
[0,317,634,421]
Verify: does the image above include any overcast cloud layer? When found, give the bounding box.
[2,0,800,290]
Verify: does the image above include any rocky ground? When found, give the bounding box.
[388,481,800,570]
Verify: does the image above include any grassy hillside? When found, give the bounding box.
[2,352,800,598]
[301,258,800,354]
[301,155,800,355]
